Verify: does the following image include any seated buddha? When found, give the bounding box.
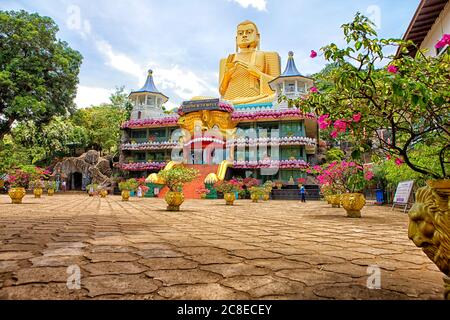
[219,20,281,105]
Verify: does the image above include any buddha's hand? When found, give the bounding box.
[235,61,262,78]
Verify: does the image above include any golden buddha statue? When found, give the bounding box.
[219,20,281,105]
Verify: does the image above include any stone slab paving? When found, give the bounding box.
[0,194,445,300]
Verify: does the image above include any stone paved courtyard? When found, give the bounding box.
[0,194,444,300]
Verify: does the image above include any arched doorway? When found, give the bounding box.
[71,172,83,190]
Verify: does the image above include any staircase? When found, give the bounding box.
[158,164,219,199]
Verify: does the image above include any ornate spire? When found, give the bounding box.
[130,69,168,102]
[280,51,302,77]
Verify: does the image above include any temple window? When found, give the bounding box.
[286,82,295,93]
[137,111,142,119]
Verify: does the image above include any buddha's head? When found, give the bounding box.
[236,20,260,51]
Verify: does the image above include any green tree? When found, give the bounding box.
[0,10,83,139]
[71,104,127,155]
[292,13,449,179]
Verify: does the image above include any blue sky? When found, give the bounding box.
[1,0,420,109]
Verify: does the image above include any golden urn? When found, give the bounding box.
[8,187,26,204]
[47,188,55,196]
[121,190,130,201]
[224,192,236,206]
[341,193,366,218]
[165,191,184,211]
[99,190,108,198]
[330,194,342,208]
[251,193,259,203]
[263,193,270,201]
[33,188,43,199]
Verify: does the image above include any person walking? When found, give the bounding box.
[299,185,306,203]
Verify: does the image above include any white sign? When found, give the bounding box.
[393,180,414,205]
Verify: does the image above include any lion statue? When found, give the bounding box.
[408,185,450,299]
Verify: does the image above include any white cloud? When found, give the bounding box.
[155,65,217,101]
[229,0,267,11]
[95,39,217,103]
[95,39,145,84]
[75,85,114,108]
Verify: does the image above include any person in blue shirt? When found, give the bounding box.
[299,185,306,203]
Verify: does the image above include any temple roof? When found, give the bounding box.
[130,69,169,101]
[280,51,302,77]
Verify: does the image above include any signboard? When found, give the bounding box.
[180,98,223,114]
[392,180,414,213]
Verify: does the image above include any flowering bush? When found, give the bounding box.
[296,178,306,185]
[7,169,30,188]
[45,180,57,190]
[214,180,242,194]
[157,167,199,192]
[196,188,210,195]
[118,178,138,192]
[243,177,260,188]
[29,179,45,189]
[308,161,374,193]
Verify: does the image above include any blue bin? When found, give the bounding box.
[375,189,384,204]
[234,191,239,200]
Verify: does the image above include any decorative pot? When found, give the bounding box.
[263,193,270,201]
[250,193,259,203]
[121,190,130,201]
[276,184,282,190]
[47,188,55,196]
[8,187,26,204]
[99,190,108,198]
[165,191,184,211]
[408,179,450,300]
[224,192,236,205]
[34,188,43,199]
[341,193,366,218]
[330,194,341,208]
[200,193,207,199]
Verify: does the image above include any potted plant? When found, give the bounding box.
[136,178,149,198]
[45,180,57,196]
[97,186,108,198]
[157,167,199,211]
[296,178,306,189]
[7,169,30,204]
[249,186,267,203]
[119,179,138,201]
[214,180,242,205]
[309,161,374,217]
[262,181,273,201]
[196,187,210,199]
[86,183,98,197]
[274,180,283,190]
[29,179,45,198]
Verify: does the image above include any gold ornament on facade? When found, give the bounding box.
[178,110,236,135]
[408,180,450,300]
[219,20,281,105]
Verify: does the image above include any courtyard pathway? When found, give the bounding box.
[0,194,444,299]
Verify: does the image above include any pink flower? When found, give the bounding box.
[310,50,317,58]
[310,87,318,93]
[395,157,404,166]
[386,154,391,161]
[435,34,450,49]
[352,113,361,123]
[330,130,338,138]
[333,120,347,133]
[318,114,331,129]
[387,65,398,74]
[364,171,374,181]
